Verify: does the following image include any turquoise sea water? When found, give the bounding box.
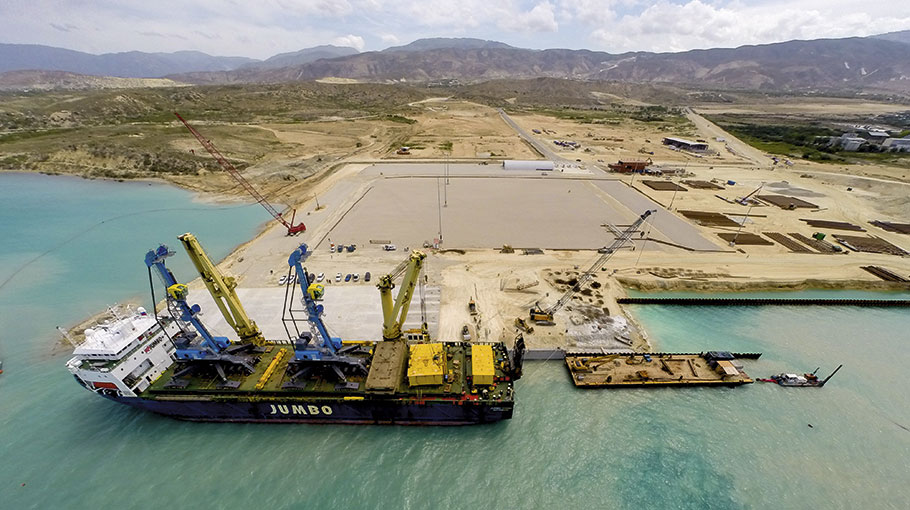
[2,172,909,509]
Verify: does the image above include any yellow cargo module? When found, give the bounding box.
[471,344,495,386]
[408,343,445,386]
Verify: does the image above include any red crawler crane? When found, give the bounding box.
[174,112,306,235]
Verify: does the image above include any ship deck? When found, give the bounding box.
[565,353,753,388]
[144,341,513,400]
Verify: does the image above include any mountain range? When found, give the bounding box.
[2,33,910,93]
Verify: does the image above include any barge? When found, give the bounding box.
[565,351,754,388]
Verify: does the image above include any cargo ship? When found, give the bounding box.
[67,235,524,425]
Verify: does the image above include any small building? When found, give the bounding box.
[502,160,555,171]
[608,159,651,173]
[662,137,708,152]
[831,133,867,151]
[883,136,910,152]
[862,130,890,145]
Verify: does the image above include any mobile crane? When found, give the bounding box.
[145,244,257,381]
[377,250,428,341]
[175,112,306,236]
[528,209,654,324]
[177,233,266,347]
[283,243,368,382]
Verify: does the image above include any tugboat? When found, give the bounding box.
[758,364,843,387]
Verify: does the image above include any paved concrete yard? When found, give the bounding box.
[191,285,440,343]
[327,176,644,249]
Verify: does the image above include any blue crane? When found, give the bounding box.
[284,243,367,382]
[145,244,258,382]
[287,243,341,359]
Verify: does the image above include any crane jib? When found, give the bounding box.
[174,112,305,235]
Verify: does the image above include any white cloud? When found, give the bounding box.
[588,0,910,53]
[502,2,559,33]
[333,34,365,51]
[1,0,909,58]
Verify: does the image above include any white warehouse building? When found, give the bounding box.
[502,160,556,171]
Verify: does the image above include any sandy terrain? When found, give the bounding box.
[693,101,910,116]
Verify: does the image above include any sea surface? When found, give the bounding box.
[2,172,909,509]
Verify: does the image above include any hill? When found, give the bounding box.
[0,70,186,90]
[383,38,514,52]
[0,44,256,77]
[239,45,358,70]
[872,30,910,45]
[169,37,910,94]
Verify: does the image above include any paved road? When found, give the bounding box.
[685,108,771,166]
[497,108,572,163]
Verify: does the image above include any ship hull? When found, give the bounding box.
[104,394,512,425]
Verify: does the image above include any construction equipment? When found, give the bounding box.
[469,297,477,315]
[514,317,534,334]
[528,209,654,324]
[174,112,306,236]
[500,244,514,254]
[736,184,763,206]
[377,250,427,341]
[145,244,256,380]
[284,243,367,382]
[514,279,539,291]
[570,355,619,372]
[177,233,266,347]
[307,282,325,300]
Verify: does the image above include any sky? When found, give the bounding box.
[2,0,910,59]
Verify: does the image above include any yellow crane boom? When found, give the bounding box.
[377,250,427,341]
[177,233,266,347]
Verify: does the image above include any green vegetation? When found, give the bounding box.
[708,114,910,167]
[0,82,430,178]
[382,114,418,124]
[526,105,692,132]
[437,140,453,151]
[629,105,678,122]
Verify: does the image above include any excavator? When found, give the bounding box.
[528,209,654,325]
[377,250,429,342]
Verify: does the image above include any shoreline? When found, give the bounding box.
[617,276,910,293]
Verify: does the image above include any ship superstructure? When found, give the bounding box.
[67,308,178,398]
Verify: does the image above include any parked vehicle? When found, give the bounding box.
[364,271,371,282]
[335,273,342,282]
[344,274,352,282]
[353,273,360,282]
[316,273,325,282]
